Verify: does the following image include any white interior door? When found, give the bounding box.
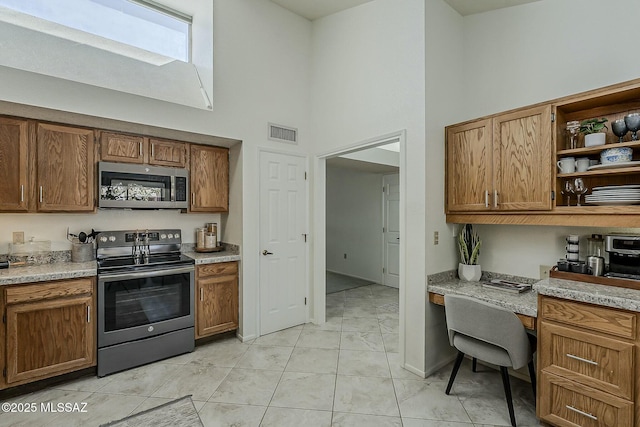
[383,174,400,288]
[259,151,308,335]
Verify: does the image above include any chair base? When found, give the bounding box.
[445,352,537,427]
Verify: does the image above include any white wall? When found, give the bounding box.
[0,0,313,341]
[326,166,384,282]
[457,0,640,279]
[311,0,427,375]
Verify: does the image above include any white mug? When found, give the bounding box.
[557,157,576,174]
[565,244,579,252]
[566,235,579,244]
[565,252,579,261]
[576,157,590,172]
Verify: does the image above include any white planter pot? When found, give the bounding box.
[458,263,482,282]
[584,132,606,147]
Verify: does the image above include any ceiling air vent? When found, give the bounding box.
[268,123,298,144]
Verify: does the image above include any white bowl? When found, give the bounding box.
[601,147,633,164]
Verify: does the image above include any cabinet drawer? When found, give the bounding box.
[539,371,633,427]
[540,296,636,339]
[5,278,94,305]
[197,262,238,278]
[539,321,634,400]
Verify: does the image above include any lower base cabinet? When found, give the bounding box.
[538,295,638,427]
[195,262,239,339]
[1,278,96,389]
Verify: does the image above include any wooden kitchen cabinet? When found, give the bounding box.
[99,132,187,168]
[446,105,552,213]
[537,295,638,427]
[195,262,238,338]
[190,144,229,212]
[1,278,96,389]
[37,123,95,212]
[0,117,30,212]
[99,131,146,164]
[149,138,187,168]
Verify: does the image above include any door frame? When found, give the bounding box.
[382,173,400,288]
[313,130,406,360]
[257,147,310,337]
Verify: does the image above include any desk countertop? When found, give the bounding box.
[428,277,640,317]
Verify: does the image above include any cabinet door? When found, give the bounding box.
[0,118,29,212]
[36,123,95,212]
[493,105,552,211]
[190,145,229,212]
[149,138,187,168]
[196,272,238,338]
[5,294,95,385]
[446,119,493,212]
[100,132,146,164]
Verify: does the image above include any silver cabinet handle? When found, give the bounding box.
[39,186,43,203]
[200,288,204,301]
[191,193,195,206]
[565,405,597,421]
[566,353,598,366]
[262,250,273,256]
[151,143,155,158]
[20,184,24,202]
[87,306,91,323]
[485,190,489,208]
[493,190,498,207]
[139,141,142,157]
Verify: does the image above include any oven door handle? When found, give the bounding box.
[99,266,194,281]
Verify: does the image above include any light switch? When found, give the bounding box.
[12,231,24,244]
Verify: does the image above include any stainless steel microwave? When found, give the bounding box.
[98,161,188,209]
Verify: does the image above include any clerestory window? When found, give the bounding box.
[0,0,192,64]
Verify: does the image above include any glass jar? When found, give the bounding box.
[196,228,206,249]
[587,234,604,257]
[566,120,580,150]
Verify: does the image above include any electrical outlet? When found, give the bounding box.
[12,231,24,244]
[343,253,347,259]
[539,265,552,280]
[433,231,439,245]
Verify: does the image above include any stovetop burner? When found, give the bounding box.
[96,229,193,274]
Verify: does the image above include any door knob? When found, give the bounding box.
[262,250,273,256]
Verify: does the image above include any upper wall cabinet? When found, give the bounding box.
[190,145,229,213]
[0,117,30,212]
[446,105,552,213]
[37,123,95,212]
[99,132,187,168]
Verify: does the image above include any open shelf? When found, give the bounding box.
[558,166,640,178]
[557,140,640,156]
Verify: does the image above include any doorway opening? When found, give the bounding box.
[314,131,406,358]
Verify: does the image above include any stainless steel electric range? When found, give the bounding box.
[96,229,194,377]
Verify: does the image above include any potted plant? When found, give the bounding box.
[580,117,608,147]
[457,224,482,281]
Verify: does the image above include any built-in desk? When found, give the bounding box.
[428,279,538,330]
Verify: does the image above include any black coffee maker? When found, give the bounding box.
[605,235,640,280]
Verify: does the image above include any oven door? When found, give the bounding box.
[98,265,194,348]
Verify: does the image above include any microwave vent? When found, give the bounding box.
[268,123,298,144]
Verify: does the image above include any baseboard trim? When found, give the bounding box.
[237,332,256,342]
[326,269,380,285]
[424,355,457,378]
[403,361,426,378]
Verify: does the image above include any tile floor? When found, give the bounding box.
[0,283,540,427]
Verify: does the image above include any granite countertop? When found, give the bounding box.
[536,277,640,312]
[428,279,538,317]
[0,246,241,286]
[0,261,97,286]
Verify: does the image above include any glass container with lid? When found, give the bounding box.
[587,234,605,257]
[566,120,581,150]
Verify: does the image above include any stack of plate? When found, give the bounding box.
[585,185,640,206]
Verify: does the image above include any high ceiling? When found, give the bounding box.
[270,0,541,20]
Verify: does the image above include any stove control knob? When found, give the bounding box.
[174,233,180,239]
[160,234,167,239]
[108,236,116,242]
[168,234,174,239]
[99,236,108,243]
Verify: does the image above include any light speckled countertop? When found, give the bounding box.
[536,277,640,312]
[0,261,97,286]
[0,248,241,286]
[428,279,538,317]
[428,276,640,317]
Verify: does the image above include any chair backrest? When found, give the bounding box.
[444,293,531,369]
